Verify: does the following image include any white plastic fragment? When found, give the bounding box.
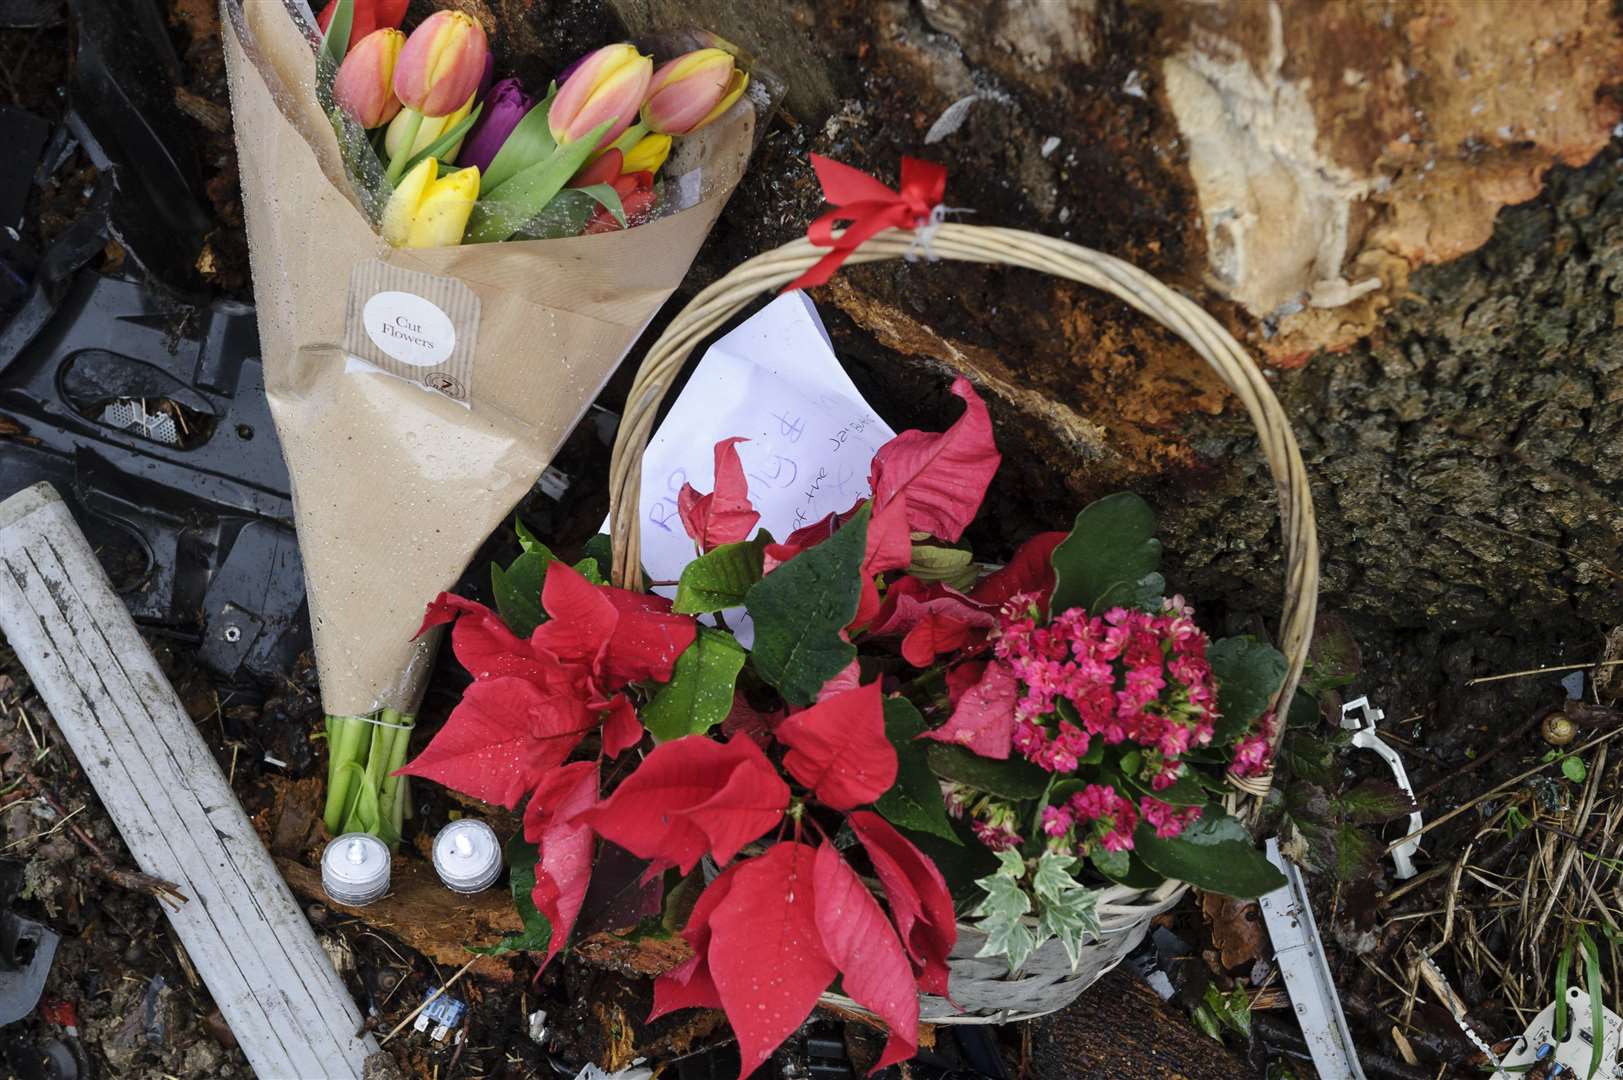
[1339,696,1423,879]
[1258,839,1367,1080]
[924,94,979,144]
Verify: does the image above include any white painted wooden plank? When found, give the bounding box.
[0,483,376,1079]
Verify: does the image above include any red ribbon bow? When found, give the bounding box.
[785,155,948,292]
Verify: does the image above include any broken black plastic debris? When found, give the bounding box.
[0,859,61,1029]
[1,271,307,681]
[64,0,210,291]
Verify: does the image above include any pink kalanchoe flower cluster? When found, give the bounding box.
[1230,708,1277,779]
[970,801,1023,851]
[1140,796,1202,839]
[995,594,1220,785]
[1046,783,1139,853]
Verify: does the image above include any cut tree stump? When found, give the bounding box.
[1028,968,1246,1080]
[0,483,376,1079]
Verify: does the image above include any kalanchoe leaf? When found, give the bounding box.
[1208,636,1289,743]
[869,377,1000,543]
[746,503,870,705]
[776,681,897,811]
[874,697,959,844]
[1048,493,1162,616]
[1120,765,1207,808]
[672,535,769,614]
[927,743,1048,799]
[812,844,920,1072]
[708,843,837,1079]
[643,628,748,742]
[468,833,552,957]
[1131,805,1286,898]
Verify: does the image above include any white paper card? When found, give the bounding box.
[616,292,896,643]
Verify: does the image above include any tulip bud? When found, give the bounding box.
[385,92,476,162]
[622,133,671,176]
[584,170,656,235]
[334,28,405,129]
[393,11,489,118]
[548,44,653,149]
[459,77,537,175]
[382,157,480,248]
[642,48,748,136]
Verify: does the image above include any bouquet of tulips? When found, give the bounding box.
[222,0,767,849]
[396,376,1292,1075]
[319,0,748,249]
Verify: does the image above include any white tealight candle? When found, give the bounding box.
[432,820,502,894]
[320,832,391,906]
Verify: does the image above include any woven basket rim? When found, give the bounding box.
[605,221,1320,1020]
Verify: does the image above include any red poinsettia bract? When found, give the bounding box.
[590,682,946,1077]
[400,560,697,972]
[869,376,1000,543]
[649,821,953,1079]
[677,436,762,552]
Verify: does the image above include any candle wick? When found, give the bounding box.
[347,839,364,864]
[454,834,474,858]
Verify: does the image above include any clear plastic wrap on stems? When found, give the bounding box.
[222,0,776,844]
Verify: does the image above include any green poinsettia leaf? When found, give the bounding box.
[1209,636,1289,743]
[1131,805,1285,898]
[1049,493,1162,615]
[874,696,959,844]
[673,535,770,614]
[468,835,552,956]
[745,504,870,705]
[491,546,554,638]
[643,628,748,743]
[927,744,1050,800]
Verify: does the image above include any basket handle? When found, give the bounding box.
[607,223,1318,797]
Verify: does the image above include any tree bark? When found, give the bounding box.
[1026,969,1246,1079]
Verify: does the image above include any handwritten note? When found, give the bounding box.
[614,292,896,644]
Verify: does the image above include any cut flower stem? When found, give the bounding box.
[324,709,414,847]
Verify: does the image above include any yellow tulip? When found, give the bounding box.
[622,132,671,176]
[382,158,479,248]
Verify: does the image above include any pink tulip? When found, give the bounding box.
[392,11,489,118]
[548,44,653,148]
[334,28,405,128]
[642,48,748,136]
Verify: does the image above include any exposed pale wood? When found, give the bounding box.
[0,483,375,1079]
[277,856,518,980]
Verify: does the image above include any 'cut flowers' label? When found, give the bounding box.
[344,261,479,402]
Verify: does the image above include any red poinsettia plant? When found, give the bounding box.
[396,376,1289,1076]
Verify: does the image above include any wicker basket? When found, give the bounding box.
[607,223,1319,1024]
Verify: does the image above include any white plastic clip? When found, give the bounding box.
[1340,696,1423,879]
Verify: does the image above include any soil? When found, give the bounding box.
[1,1,1618,1078]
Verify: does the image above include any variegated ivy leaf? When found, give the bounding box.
[1029,852,1102,971]
[971,849,1036,973]
[1031,851,1082,906]
[976,906,1037,974]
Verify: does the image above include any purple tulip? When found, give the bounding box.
[459,77,536,174]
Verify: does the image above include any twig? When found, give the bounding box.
[1465,659,1623,687]
[378,957,476,1046]
[1388,727,1623,854]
